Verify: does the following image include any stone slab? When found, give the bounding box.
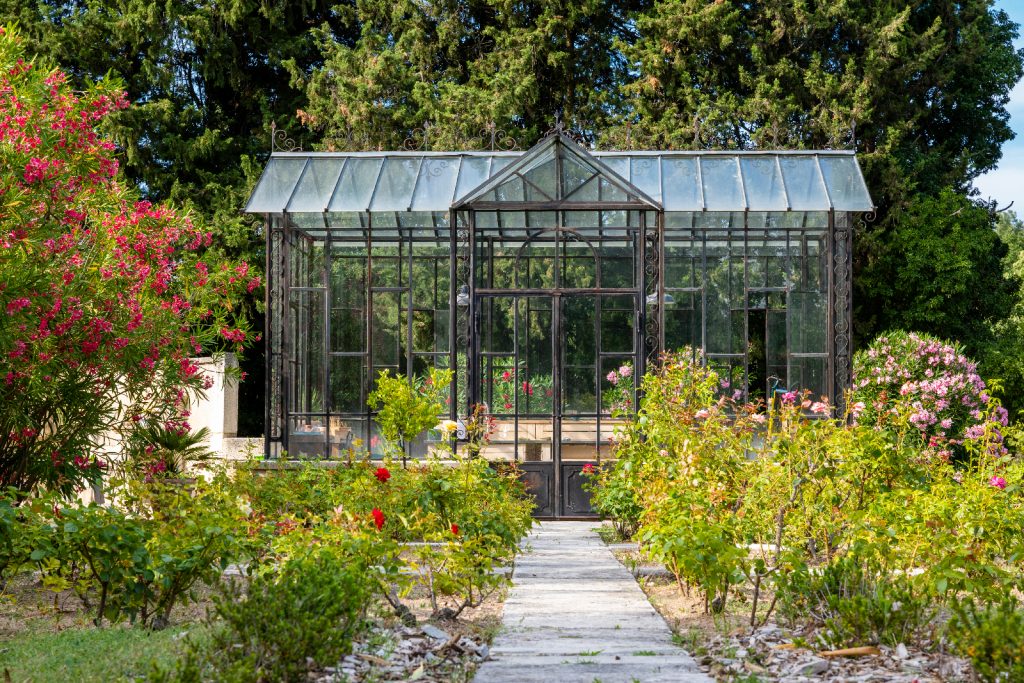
[472,521,712,683]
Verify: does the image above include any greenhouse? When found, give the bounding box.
[244,132,873,517]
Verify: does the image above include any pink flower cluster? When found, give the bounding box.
[853,332,1006,460]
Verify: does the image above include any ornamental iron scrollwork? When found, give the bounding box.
[832,223,852,415]
[270,121,302,153]
[643,227,661,366]
[542,110,586,146]
[403,121,520,152]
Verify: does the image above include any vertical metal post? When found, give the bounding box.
[280,212,292,457]
[264,215,273,459]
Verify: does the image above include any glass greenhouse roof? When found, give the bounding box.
[245,148,873,214]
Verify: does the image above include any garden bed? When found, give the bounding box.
[603,538,972,682]
[0,570,509,683]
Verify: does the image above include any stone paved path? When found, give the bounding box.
[473,521,712,683]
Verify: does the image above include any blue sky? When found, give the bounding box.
[974,0,1024,211]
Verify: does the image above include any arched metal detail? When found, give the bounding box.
[511,227,601,289]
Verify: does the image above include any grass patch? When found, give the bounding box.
[632,650,658,656]
[0,623,207,683]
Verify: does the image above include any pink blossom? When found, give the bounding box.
[989,476,1007,490]
[810,401,830,415]
[607,371,619,385]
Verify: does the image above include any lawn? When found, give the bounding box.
[0,622,207,683]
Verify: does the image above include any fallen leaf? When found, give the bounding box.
[818,646,882,657]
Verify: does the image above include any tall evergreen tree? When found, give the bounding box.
[297,0,649,150]
[606,1,1023,350]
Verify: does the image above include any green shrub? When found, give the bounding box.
[948,595,1024,682]
[152,545,379,683]
[775,554,934,648]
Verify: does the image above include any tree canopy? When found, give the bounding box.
[3,0,1023,413]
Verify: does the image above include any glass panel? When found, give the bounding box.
[600,156,630,183]
[328,158,384,212]
[664,291,702,353]
[491,175,525,202]
[371,290,402,367]
[788,291,827,354]
[330,246,365,352]
[561,154,596,197]
[701,157,745,210]
[287,158,344,213]
[454,156,494,202]
[562,297,596,415]
[631,157,662,202]
[515,235,557,288]
[600,239,636,288]
[704,241,743,353]
[522,154,558,199]
[410,157,461,211]
[598,177,628,202]
[787,356,827,399]
[289,289,325,413]
[600,294,635,353]
[245,157,306,213]
[521,297,554,416]
[740,157,787,210]
[602,356,635,415]
[370,157,420,211]
[661,157,701,210]
[371,242,401,288]
[288,416,327,458]
[819,156,872,211]
[665,237,701,289]
[561,235,597,288]
[330,355,364,413]
[331,417,367,458]
[780,157,829,210]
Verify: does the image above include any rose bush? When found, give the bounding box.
[586,343,1024,660]
[0,27,257,494]
[852,331,1008,464]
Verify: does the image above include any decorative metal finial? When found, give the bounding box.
[543,110,586,144]
[271,121,302,153]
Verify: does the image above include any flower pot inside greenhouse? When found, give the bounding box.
[245,132,873,517]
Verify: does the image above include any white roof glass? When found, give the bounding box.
[246,148,872,214]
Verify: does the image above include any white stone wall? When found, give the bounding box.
[187,353,240,454]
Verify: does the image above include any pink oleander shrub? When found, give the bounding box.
[0,27,257,494]
[852,331,1007,463]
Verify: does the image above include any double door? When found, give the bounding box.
[473,292,637,517]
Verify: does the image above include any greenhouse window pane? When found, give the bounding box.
[600,157,630,183]
[780,157,829,210]
[410,157,461,211]
[739,157,787,210]
[370,157,421,211]
[286,158,344,213]
[454,156,493,202]
[630,157,662,202]
[701,157,745,210]
[661,157,701,210]
[522,155,558,199]
[245,157,306,213]
[819,156,873,211]
[328,158,384,211]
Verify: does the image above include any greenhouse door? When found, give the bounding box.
[476,293,621,517]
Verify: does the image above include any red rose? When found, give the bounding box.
[582,463,595,475]
[451,523,459,536]
[372,507,385,531]
[375,467,391,483]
